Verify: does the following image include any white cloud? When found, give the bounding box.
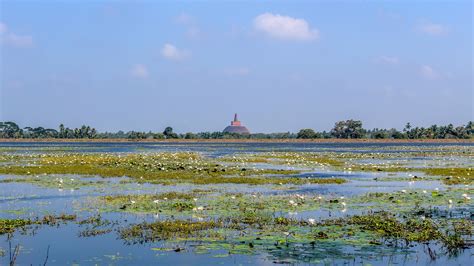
[254,13,319,41]
[0,22,7,34]
[2,33,33,47]
[175,13,201,39]
[0,22,33,47]
[376,56,399,65]
[161,43,189,60]
[130,64,149,79]
[225,67,250,76]
[420,65,439,80]
[175,13,194,25]
[416,21,448,36]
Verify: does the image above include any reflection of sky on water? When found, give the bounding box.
[0,142,472,265]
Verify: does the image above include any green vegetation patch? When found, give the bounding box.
[0,152,346,185]
[120,220,223,244]
[0,214,76,235]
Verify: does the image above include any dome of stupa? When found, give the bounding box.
[223,114,250,134]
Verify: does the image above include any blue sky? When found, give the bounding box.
[1,1,472,133]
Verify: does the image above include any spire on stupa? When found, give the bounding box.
[231,113,241,126]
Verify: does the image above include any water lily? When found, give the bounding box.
[422,190,427,194]
[308,218,315,225]
[153,199,160,204]
[130,200,136,204]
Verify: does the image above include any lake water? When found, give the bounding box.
[0,142,472,265]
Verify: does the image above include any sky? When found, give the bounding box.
[0,0,472,133]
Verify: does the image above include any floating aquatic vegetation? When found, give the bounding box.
[0,152,346,185]
[120,220,223,244]
[0,214,76,235]
[0,144,472,264]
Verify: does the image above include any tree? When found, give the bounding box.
[59,124,66,138]
[184,132,197,139]
[0,122,22,138]
[331,120,364,139]
[163,127,178,139]
[296,129,319,139]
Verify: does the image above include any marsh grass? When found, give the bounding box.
[117,211,471,257]
[0,152,346,185]
[120,220,223,244]
[0,214,77,235]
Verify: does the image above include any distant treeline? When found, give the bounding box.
[0,120,472,140]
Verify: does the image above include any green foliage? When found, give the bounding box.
[331,120,364,139]
[163,126,179,139]
[1,120,472,140]
[120,220,222,244]
[296,129,320,139]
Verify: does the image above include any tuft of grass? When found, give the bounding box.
[120,220,222,244]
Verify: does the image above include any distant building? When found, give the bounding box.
[223,114,250,134]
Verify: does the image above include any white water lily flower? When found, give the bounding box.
[340,196,344,200]
[423,190,427,194]
[401,190,407,193]
[283,232,290,236]
[153,199,160,204]
[131,200,136,204]
[308,218,316,225]
[341,202,346,207]
[448,199,453,204]
[231,196,236,199]
[197,206,204,211]
[193,198,198,202]
[435,188,439,191]
[163,197,168,200]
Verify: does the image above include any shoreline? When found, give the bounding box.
[0,138,472,144]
